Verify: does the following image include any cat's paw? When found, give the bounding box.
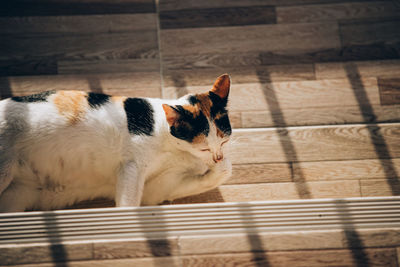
[200,158,232,190]
[212,157,232,181]
[205,158,232,187]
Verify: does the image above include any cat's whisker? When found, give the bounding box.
[229,137,240,145]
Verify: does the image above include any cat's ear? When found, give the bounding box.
[211,74,230,99]
[162,104,180,127]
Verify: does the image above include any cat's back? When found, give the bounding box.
[1,90,133,140]
[0,90,132,174]
[1,90,124,130]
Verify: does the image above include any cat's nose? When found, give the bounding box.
[213,153,224,163]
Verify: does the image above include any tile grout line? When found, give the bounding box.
[151,3,179,265]
[177,235,183,267]
[395,247,400,267]
[336,20,345,50]
[155,0,166,99]
[358,179,364,197]
[376,77,384,106]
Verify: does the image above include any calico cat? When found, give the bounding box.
[0,74,232,212]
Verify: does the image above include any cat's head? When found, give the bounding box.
[162,74,232,165]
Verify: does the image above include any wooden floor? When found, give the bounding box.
[1,0,400,266]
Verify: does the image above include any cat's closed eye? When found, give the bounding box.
[201,148,211,152]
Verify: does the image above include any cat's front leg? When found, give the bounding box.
[203,157,232,189]
[115,161,144,207]
[168,157,232,201]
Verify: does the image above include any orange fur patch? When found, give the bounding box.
[111,96,127,104]
[182,104,200,117]
[214,112,225,120]
[51,91,88,125]
[192,133,207,144]
[216,128,225,138]
[193,93,213,117]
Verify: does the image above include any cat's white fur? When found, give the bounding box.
[0,86,232,212]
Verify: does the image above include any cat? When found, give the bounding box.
[0,74,232,212]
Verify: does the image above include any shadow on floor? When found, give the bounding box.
[170,73,189,98]
[42,212,70,267]
[0,77,12,99]
[334,199,370,267]
[136,207,178,267]
[256,69,312,199]
[87,76,104,94]
[237,202,270,267]
[345,63,399,195]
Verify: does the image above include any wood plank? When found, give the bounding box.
[0,242,93,265]
[0,14,157,34]
[181,248,397,267]
[173,180,361,203]
[0,59,57,77]
[162,64,315,87]
[338,43,400,62]
[0,0,155,16]
[160,6,276,29]
[162,46,395,71]
[180,228,400,255]
[159,0,376,11]
[339,20,400,61]
[293,158,400,182]
[343,228,400,248]
[241,105,400,128]
[260,45,400,65]
[9,257,181,267]
[0,72,162,99]
[0,31,158,61]
[171,188,225,204]
[228,163,292,185]
[164,78,380,113]
[379,78,400,105]
[315,59,400,80]
[230,124,400,164]
[160,22,340,59]
[227,111,242,129]
[160,22,340,56]
[179,230,345,255]
[9,246,399,267]
[341,19,400,47]
[277,2,400,23]
[161,51,264,70]
[93,237,179,259]
[66,198,114,210]
[58,59,160,74]
[398,247,400,267]
[361,179,400,197]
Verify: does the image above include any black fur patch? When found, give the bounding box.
[188,95,199,105]
[87,92,110,108]
[11,91,55,103]
[209,91,228,119]
[124,98,154,136]
[170,105,209,142]
[215,113,232,136]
